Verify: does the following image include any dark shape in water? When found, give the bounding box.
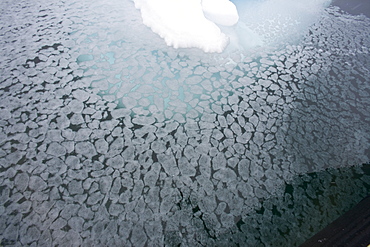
[300,194,370,246]
[332,0,370,17]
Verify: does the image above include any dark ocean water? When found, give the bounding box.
[332,0,370,17]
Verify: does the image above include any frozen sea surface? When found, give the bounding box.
[0,0,369,246]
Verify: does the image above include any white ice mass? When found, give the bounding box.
[134,0,332,53]
[201,0,239,26]
[133,0,239,53]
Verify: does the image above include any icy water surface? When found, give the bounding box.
[0,0,370,246]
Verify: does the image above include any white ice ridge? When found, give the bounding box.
[133,0,239,53]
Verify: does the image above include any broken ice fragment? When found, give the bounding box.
[76,54,94,64]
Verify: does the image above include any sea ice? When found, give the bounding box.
[28,176,47,191]
[75,142,97,159]
[46,142,67,157]
[14,173,29,192]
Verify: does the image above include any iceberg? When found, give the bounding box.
[133,0,239,53]
[134,0,331,53]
